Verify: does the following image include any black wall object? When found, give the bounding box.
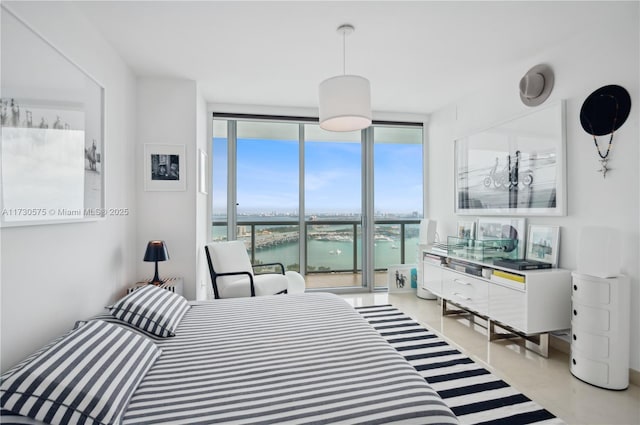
[580,85,631,136]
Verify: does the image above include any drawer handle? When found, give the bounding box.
[453,292,471,301]
[572,358,577,365]
[573,334,577,341]
[453,279,471,286]
[573,284,578,291]
[573,309,577,316]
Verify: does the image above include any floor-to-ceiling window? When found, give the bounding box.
[304,124,362,288]
[211,114,423,291]
[236,121,300,271]
[372,126,424,287]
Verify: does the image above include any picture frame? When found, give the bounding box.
[198,148,208,195]
[454,101,566,216]
[456,220,476,240]
[144,144,186,191]
[526,225,560,266]
[387,264,417,292]
[1,6,105,227]
[476,217,526,259]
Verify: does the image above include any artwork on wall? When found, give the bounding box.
[476,217,526,259]
[455,101,566,216]
[144,144,186,191]
[526,225,560,266]
[0,6,105,227]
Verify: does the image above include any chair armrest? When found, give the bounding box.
[252,262,285,275]
[214,271,255,296]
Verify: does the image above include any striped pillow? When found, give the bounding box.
[0,320,161,425]
[75,313,165,341]
[108,284,190,337]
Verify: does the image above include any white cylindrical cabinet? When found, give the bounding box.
[570,272,630,390]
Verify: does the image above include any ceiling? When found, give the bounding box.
[73,1,617,115]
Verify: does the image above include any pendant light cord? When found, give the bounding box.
[342,29,346,75]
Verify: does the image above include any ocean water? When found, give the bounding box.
[255,238,420,271]
[212,223,420,272]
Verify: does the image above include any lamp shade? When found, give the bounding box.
[143,240,169,262]
[319,75,372,132]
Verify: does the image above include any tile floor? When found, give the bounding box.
[339,292,640,425]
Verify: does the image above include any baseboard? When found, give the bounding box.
[630,368,640,386]
[550,333,570,354]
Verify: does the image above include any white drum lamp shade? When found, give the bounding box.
[319,75,372,132]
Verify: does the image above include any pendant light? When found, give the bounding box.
[318,24,372,132]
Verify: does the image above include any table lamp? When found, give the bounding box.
[144,240,169,285]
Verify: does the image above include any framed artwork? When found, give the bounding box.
[455,101,566,216]
[526,225,560,266]
[387,264,417,292]
[456,220,476,240]
[1,6,105,227]
[198,148,208,195]
[476,217,526,259]
[144,144,186,191]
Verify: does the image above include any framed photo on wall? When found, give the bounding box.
[526,225,560,266]
[144,144,186,191]
[455,101,566,216]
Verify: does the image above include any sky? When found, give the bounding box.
[212,137,423,216]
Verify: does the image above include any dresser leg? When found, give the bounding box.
[442,298,469,316]
[488,320,550,357]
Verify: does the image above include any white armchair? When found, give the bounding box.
[205,240,305,299]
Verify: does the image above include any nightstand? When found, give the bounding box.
[127,277,184,297]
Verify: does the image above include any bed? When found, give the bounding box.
[1,290,457,424]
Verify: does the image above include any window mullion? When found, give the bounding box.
[227,120,237,241]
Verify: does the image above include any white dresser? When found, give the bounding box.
[570,272,630,390]
[422,252,571,357]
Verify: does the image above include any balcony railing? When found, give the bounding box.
[212,219,420,275]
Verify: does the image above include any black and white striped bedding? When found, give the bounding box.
[125,292,457,424]
[2,293,457,424]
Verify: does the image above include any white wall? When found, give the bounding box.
[0,2,138,372]
[427,3,639,371]
[136,78,207,301]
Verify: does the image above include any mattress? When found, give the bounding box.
[2,293,457,424]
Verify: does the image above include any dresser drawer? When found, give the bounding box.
[572,303,610,331]
[572,274,610,306]
[443,270,488,315]
[489,281,527,333]
[572,328,609,359]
